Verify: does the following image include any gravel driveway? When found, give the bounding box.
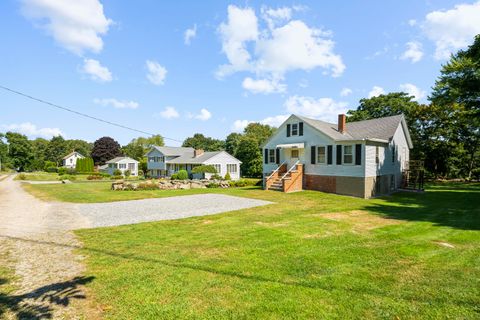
[78,194,272,228]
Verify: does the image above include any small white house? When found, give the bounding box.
[146,146,242,180]
[104,157,139,176]
[62,151,84,169]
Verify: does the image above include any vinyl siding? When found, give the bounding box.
[263,115,366,177]
[204,152,241,180]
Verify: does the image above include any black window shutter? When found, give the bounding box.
[311,146,316,164]
[264,149,268,164]
[327,145,333,164]
[286,124,291,137]
[355,144,362,165]
[336,145,342,165]
[299,122,304,136]
[276,148,280,164]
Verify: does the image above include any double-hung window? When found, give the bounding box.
[317,146,326,164]
[119,163,126,169]
[213,164,221,173]
[291,149,299,158]
[227,164,237,173]
[343,145,353,164]
[291,123,298,136]
[269,149,275,163]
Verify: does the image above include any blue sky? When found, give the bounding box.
[1,0,479,145]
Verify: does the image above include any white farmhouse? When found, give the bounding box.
[262,114,413,198]
[62,151,84,169]
[146,146,242,180]
[104,157,139,176]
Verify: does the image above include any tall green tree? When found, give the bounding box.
[243,123,276,145]
[5,132,33,171]
[182,133,225,151]
[225,132,242,156]
[66,139,93,157]
[45,135,68,165]
[122,135,164,160]
[430,35,480,178]
[0,133,11,170]
[91,136,122,165]
[235,136,263,177]
[30,138,49,171]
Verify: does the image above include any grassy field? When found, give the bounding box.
[67,182,480,319]
[15,172,141,183]
[23,180,261,203]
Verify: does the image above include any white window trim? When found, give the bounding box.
[343,145,354,165]
[317,145,327,165]
[291,123,298,136]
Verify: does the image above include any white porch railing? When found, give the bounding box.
[267,161,286,180]
[280,160,299,181]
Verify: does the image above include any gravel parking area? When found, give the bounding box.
[77,194,272,228]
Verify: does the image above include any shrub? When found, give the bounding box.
[112,175,123,180]
[58,167,67,175]
[75,157,94,173]
[66,168,77,175]
[138,170,144,177]
[45,166,58,173]
[224,172,231,181]
[124,170,131,178]
[100,172,111,178]
[207,182,220,188]
[175,170,188,180]
[18,173,27,180]
[59,174,76,181]
[191,165,217,174]
[210,174,222,180]
[137,182,158,190]
[87,175,103,180]
[44,161,57,172]
[113,169,122,176]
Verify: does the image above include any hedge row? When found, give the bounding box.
[76,158,94,173]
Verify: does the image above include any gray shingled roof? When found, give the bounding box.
[296,114,405,142]
[106,156,139,164]
[167,151,223,164]
[151,146,194,157]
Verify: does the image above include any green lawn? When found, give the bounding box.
[69,182,480,319]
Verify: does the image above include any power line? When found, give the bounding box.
[0,85,183,143]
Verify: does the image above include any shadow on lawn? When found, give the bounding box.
[0,276,94,319]
[365,183,480,231]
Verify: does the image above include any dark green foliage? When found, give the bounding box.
[113,169,122,176]
[124,170,131,178]
[191,165,217,174]
[210,173,222,180]
[206,182,219,188]
[5,132,33,171]
[122,135,164,160]
[75,158,94,173]
[225,132,242,155]
[91,137,122,165]
[58,167,67,175]
[182,133,225,151]
[45,136,68,165]
[112,175,123,180]
[43,161,57,172]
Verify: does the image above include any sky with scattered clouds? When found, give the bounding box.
[1,0,479,145]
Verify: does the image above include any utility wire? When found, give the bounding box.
[0,85,183,143]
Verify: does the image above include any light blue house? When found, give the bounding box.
[146,146,242,180]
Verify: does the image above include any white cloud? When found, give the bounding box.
[400,41,424,63]
[231,114,289,132]
[368,86,385,98]
[399,83,425,101]
[217,5,344,90]
[184,24,197,45]
[340,88,352,96]
[189,108,211,121]
[146,60,167,86]
[284,95,348,123]
[408,19,417,26]
[423,1,480,60]
[2,122,63,139]
[242,77,286,94]
[81,58,112,82]
[93,98,139,109]
[158,106,180,119]
[21,0,112,55]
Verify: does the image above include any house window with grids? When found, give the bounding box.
[119,163,126,169]
[213,164,221,173]
[317,146,326,164]
[227,164,237,173]
[269,149,275,163]
[375,146,380,164]
[291,123,298,135]
[343,145,353,164]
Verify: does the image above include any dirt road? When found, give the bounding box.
[0,176,96,319]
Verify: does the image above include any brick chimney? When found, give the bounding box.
[338,114,346,134]
[194,149,204,157]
